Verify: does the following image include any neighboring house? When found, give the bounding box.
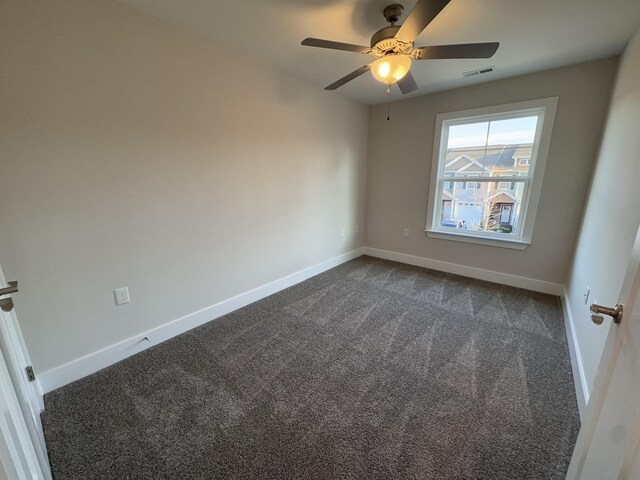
[441,143,533,232]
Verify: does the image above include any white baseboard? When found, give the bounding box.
[561,288,589,418]
[39,245,582,405]
[38,247,365,394]
[363,247,564,295]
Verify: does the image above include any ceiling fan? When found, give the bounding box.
[301,0,499,94]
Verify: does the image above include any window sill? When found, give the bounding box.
[425,229,530,250]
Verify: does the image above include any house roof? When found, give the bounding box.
[446,154,483,170]
[446,144,533,169]
[486,192,518,204]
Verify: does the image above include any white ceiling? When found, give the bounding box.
[117,0,640,105]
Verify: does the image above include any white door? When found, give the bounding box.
[566,226,640,479]
[0,266,51,479]
[499,204,512,224]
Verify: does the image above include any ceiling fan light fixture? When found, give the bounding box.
[301,0,499,93]
[371,54,412,84]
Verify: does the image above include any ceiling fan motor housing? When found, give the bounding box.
[370,26,400,49]
[370,25,412,56]
[370,4,411,55]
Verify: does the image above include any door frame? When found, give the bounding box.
[499,204,513,224]
[0,265,51,479]
[0,343,44,479]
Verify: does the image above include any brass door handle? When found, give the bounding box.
[590,303,623,325]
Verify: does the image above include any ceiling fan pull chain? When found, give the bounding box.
[386,85,392,120]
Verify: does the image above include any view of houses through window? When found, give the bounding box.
[436,115,539,236]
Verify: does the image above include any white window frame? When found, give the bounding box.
[497,181,512,190]
[465,181,480,189]
[425,97,558,250]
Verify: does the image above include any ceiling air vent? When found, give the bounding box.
[462,66,496,78]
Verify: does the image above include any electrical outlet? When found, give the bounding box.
[114,287,130,306]
[403,228,410,237]
[355,224,359,234]
[584,287,591,305]
[341,228,345,238]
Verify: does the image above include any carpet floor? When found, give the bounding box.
[42,256,580,479]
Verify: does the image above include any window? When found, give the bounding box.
[443,173,455,190]
[425,98,558,249]
[441,200,452,220]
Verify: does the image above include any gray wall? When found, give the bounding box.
[566,27,640,396]
[365,58,618,285]
[0,0,369,374]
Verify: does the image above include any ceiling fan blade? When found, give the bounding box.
[301,38,370,54]
[415,42,500,59]
[325,65,371,90]
[395,0,451,45]
[397,71,418,94]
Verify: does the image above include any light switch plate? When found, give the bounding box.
[114,287,130,306]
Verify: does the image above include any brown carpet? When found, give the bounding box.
[42,256,580,479]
